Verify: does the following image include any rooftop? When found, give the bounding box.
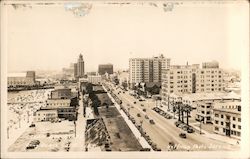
[213,108,241,114]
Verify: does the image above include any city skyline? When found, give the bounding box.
[5,1,248,73]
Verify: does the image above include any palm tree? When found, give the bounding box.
[184,104,192,126]
[181,104,184,123]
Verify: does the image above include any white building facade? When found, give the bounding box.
[213,107,241,139]
[129,55,170,88]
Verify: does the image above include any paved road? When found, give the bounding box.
[107,83,239,151]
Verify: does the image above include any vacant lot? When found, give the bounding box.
[8,121,75,152]
[98,106,142,151]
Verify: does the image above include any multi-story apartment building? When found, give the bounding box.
[161,61,223,95]
[213,105,241,139]
[129,54,170,88]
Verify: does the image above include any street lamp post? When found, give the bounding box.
[199,116,203,135]
[7,126,9,139]
[18,112,21,128]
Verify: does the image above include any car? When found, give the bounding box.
[26,145,36,149]
[137,113,141,117]
[149,119,155,124]
[29,123,35,127]
[165,115,171,119]
[134,101,136,104]
[156,148,162,151]
[141,104,144,106]
[174,121,182,127]
[145,115,149,119]
[143,108,146,112]
[131,119,136,124]
[179,133,187,138]
[187,127,195,133]
[140,148,151,151]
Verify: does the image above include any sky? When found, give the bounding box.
[3,1,249,72]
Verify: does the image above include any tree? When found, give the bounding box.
[122,82,128,89]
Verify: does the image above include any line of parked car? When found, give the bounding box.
[174,121,195,134]
[26,140,40,150]
[118,104,160,151]
[152,107,173,119]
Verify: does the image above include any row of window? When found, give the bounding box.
[221,105,240,109]
[214,127,241,136]
[214,114,241,121]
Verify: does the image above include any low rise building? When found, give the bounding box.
[51,88,72,99]
[33,109,58,122]
[213,106,241,139]
[8,71,36,87]
[45,99,71,109]
[87,75,102,85]
[196,101,213,123]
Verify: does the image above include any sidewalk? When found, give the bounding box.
[158,106,240,146]
[69,92,86,151]
[103,86,152,150]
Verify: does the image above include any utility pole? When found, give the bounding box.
[7,126,9,139]
[178,103,181,121]
[18,112,21,128]
[74,120,76,137]
[167,95,169,111]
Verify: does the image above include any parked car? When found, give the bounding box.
[143,108,146,112]
[149,119,155,124]
[174,121,182,127]
[29,123,35,127]
[187,127,195,133]
[145,115,149,119]
[134,101,136,104]
[141,104,144,106]
[137,113,141,117]
[179,133,187,138]
[140,148,151,151]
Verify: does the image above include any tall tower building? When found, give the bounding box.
[74,54,85,79]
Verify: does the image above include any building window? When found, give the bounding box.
[215,127,219,131]
[237,132,241,136]
[233,117,236,121]
[238,125,241,130]
[215,113,219,117]
[238,118,241,122]
[221,122,224,125]
[223,128,225,132]
[233,124,236,128]
[215,120,219,124]
[221,115,224,118]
